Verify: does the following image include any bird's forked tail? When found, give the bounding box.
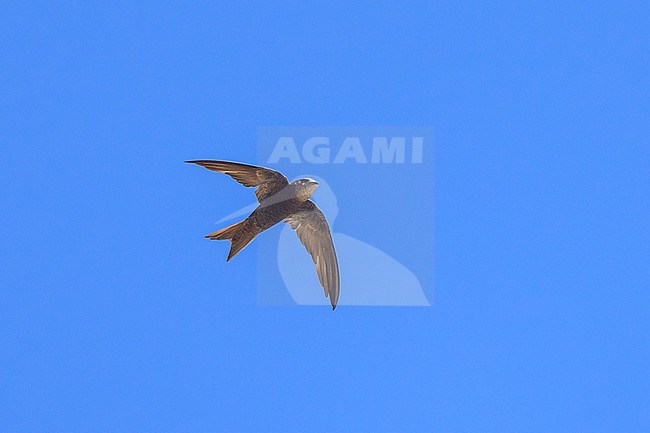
[205,220,255,261]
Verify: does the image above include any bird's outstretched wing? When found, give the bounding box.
[186,160,289,202]
[285,201,340,310]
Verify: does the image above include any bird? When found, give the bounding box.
[186,160,340,310]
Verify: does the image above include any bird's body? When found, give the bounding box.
[187,160,340,309]
[207,195,308,260]
[250,190,312,232]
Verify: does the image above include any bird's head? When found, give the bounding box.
[291,178,319,201]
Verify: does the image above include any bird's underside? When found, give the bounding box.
[186,159,340,310]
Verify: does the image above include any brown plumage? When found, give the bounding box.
[187,160,340,310]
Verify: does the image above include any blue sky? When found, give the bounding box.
[1,1,649,432]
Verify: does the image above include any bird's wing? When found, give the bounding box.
[285,201,340,310]
[186,160,289,202]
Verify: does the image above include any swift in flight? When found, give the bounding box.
[187,160,340,310]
